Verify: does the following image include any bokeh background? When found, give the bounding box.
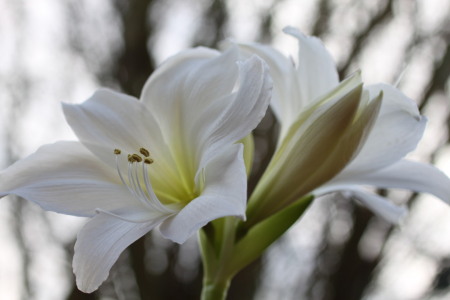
[1,0,450,299]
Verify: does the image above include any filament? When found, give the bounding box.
[114,148,175,214]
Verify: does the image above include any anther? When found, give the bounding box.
[114,149,121,155]
[131,154,142,163]
[139,148,150,157]
[144,158,154,164]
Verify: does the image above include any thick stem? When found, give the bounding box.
[200,278,231,300]
[199,217,237,300]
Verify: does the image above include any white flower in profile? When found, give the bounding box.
[0,47,272,292]
[237,27,450,223]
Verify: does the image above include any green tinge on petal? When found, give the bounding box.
[239,134,255,177]
[246,80,381,226]
[273,71,362,151]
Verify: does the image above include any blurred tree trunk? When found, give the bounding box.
[113,0,155,97]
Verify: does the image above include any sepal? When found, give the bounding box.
[227,195,313,276]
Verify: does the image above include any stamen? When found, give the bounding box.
[127,162,141,200]
[130,162,147,203]
[135,162,161,211]
[114,148,173,214]
[144,158,154,164]
[140,148,150,157]
[128,153,143,163]
[131,160,169,213]
[131,154,142,163]
[141,162,172,213]
[115,155,136,197]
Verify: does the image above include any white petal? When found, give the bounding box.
[140,47,235,149]
[344,189,407,223]
[194,55,272,173]
[141,47,271,179]
[0,142,145,217]
[235,41,302,126]
[235,29,339,140]
[141,47,223,117]
[62,89,170,169]
[344,84,426,173]
[62,89,180,196]
[159,144,247,244]
[314,185,407,223]
[283,26,339,105]
[73,212,167,293]
[333,159,450,205]
[367,84,422,117]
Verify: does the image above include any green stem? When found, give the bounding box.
[199,217,238,300]
[200,278,231,300]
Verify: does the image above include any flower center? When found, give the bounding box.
[114,147,175,214]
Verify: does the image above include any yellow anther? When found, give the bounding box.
[139,148,150,157]
[131,154,142,162]
[144,158,154,164]
[114,149,121,155]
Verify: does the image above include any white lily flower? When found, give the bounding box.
[238,27,450,223]
[0,47,272,292]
